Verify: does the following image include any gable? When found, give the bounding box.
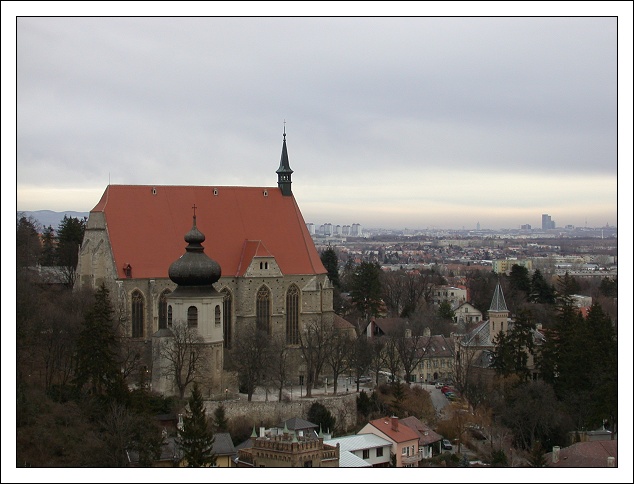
[91,185,326,279]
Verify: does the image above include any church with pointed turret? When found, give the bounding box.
[453,282,545,383]
[75,131,334,397]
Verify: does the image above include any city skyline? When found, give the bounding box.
[8,8,630,231]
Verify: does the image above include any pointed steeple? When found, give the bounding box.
[489,282,508,312]
[276,123,293,196]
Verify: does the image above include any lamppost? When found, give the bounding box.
[225,388,228,401]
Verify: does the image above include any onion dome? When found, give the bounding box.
[168,212,221,286]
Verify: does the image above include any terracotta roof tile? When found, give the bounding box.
[92,185,326,279]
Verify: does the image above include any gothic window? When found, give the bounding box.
[222,289,232,349]
[158,289,171,329]
[215,305,221,326]
[168,305,172,327]
[187,306,198,328]
[256,286,271,335]
[132,290,144,338]
[286,284,300,345]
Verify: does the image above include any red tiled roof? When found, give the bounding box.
[92,185,326,279]
[368,417,419,444]
[545,440,617,467]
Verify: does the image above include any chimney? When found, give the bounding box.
[391,416,399,432]
[424,327,431,337]
[259,426,265,438]
[552,446,560,464]
[607,456,615,467]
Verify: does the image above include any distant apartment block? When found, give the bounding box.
[432,285,467,307]
[492,258,533,275]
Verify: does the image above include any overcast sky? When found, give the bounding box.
[8,7,632,230]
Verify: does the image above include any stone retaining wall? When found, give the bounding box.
[205,393,358,434]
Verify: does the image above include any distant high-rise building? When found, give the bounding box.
[342,225,351,236]
[351,223,362,237]
[521,224,531,230]
[476,222,480,230]
[306,222,315,235]
[323,223,333,236]
[542,214,555,230]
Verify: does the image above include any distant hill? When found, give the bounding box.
[17,210,90,230]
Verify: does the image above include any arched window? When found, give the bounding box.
[256,286,271,335]
[158,289,171,329]
[215,305,221,326]
[187,306,198,328]
[167,305,172,327]
[132,290,144,338]
[222,289,232,349]
[286,285,300,345]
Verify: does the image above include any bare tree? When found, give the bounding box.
[326,329,354,394]
[393,321,429,384]
[158,320,207,399]
[228,322,272,401]
[369,337,387,386]
[267,333,291,402]
[382,337,401,384]
[349,336,374,392]
[298,318,335,397]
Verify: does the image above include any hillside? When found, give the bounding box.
[17,210,90,230]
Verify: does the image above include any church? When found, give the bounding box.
[75,131,335,396]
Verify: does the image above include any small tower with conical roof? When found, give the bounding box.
[276,124,293,196]
[488,281,509,337]
[152,207,225,396]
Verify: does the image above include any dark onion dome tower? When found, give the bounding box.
[153,208,225,397]
[168,208,221,291]
[276,125,293,196]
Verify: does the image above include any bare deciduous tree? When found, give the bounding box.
[158,320,207,399]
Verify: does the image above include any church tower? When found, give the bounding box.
[152,208,225,397]
[488,281,510,337]
[276,126,293,196]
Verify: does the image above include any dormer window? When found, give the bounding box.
[124,264,132,278]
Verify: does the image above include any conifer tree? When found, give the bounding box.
[212,404,229,433]
[75,283,121,396]
[178,382,216,467]
[320,247,340,288]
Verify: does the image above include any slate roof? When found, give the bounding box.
[90,184,326,280]
[212,432,236,457]
[276,417,318,432]
[489,282,509,312]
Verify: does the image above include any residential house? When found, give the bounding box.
[416,333,455,384]
[212,432,237,467]
[325,433,392,467]
[358,416,421,467]
[399,416,443,459]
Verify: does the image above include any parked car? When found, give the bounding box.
[442,439,453,450]
[355,375,372,383]
[435,382,444,389]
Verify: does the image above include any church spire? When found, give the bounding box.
[276,122,293,196]
[489,282,508,312]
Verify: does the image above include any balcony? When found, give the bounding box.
[401,453,423,465]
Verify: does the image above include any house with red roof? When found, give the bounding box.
[358,416,422,467]
[75,132,335,396]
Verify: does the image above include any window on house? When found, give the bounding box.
[256,286,271,335]
[132,290,144,338]
[222,289,232,349]
[362,449,370,459]
[401,447,407,455]
[158,290,171,329]
[376,447,383,457]
[286,285,300,345]
[187,306,198,328]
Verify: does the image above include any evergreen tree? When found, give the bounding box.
[39,225,57,266]
[508,264,531,295]
[598,277,617,298]
[437,300,455,321]
[75,283,121,397]
[349,261,383,322]
[307,402,336,434]
[529,269,555,304]
[178,382,216,467]
[490,309,535,381]
[56,215,86,287]
[16,215,41,269]
[320,247,340,288]
[212,404,229,433]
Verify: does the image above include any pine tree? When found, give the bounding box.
[212,404,229,433]
[320,247,340,288]
[349,261,383,322]
[39,225,57,266]
[75,283,121,396]
[178,382,216,467]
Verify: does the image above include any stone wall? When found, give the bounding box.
[204,393,358,435]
